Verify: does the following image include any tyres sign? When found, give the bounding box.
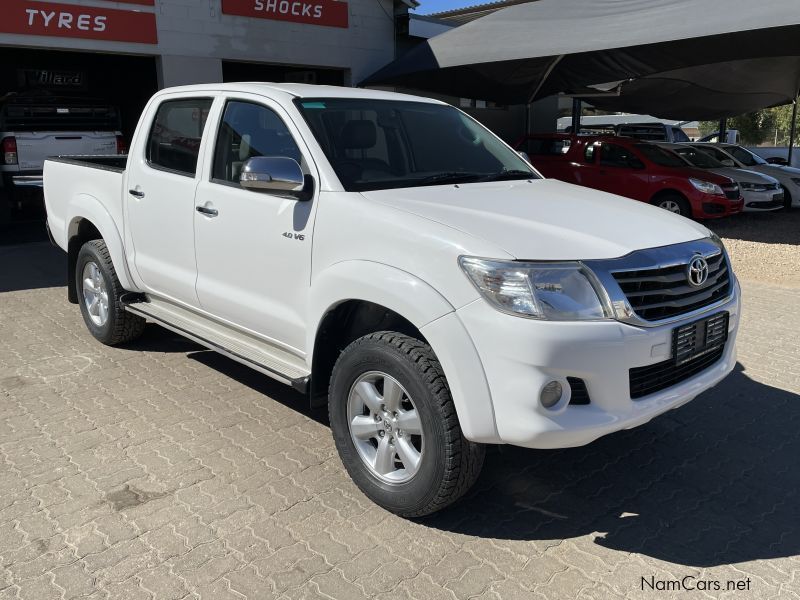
[222,0,349,29]
[0,0,158,44]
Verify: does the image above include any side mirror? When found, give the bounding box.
[240,156,309,198]
[766,156,789,166]
[517,150,531,163]
[721,159,735,167]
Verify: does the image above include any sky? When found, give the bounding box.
[415,0,477,15]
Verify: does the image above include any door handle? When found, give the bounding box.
[196,205,219,217]
[129,189,145,198]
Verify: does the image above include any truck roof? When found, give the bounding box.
[152,82,445,104]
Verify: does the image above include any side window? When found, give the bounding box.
[147,98,213,176]
[600,143,636,168]
[212,101,302,185]
[672,128,690,142]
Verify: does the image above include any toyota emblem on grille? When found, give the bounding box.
[687,256,709,287]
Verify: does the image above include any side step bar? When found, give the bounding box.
[125,298,310,394]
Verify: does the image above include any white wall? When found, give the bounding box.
[0,0,396,87]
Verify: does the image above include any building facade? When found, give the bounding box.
[1,0,400,138]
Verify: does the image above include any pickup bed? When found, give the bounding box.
[45,83,740,516]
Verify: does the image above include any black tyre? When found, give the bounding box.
[329,331,484,517]
[782,186,793,210]
[653,193,692,218]
[76,239,145,345]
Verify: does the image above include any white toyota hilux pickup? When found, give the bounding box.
[44,84,740,516]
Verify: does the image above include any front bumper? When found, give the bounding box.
[455,279,740,449]
[742,189,784,211]
[698,194,743,217]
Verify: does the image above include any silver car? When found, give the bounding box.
[689,143,800,209]
[659,143,784,212]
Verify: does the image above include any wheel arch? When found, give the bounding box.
[66,195,136,303]
[650,188,693,216]
[307,261,498,443]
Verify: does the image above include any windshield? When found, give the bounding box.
[727,145,767,166]
[635,144,687,168]
[295,98,536,191]
[672,146,723,169]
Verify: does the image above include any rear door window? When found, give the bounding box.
[146,98,213,176]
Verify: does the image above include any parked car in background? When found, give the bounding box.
[1,91,124,222]
[689,143,800,208]
[515,134,743,219]
[615,122,691,143]
[45,83,740,516]
[658,143,784,211]
[696,130,739,144]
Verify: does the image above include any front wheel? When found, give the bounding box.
[76,239,145,345]
[653,193,691,217]
[329,332,484,517]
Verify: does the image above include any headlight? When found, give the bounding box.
[459,257,611,320]
[689,178,724,196]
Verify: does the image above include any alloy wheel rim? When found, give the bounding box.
[347,371,424,484]
[661,200,681,213]
[82,262,110,327]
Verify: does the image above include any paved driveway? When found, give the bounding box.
[1,243,798,599]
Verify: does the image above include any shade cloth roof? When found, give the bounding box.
[363,0,800,119]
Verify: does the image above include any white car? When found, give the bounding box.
[689,143,800,209]
[44,84,740,516]
[659,143,784,211]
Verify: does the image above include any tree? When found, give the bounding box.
[699,110,777,145]
[699,104,798,146]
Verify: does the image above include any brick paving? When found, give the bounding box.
[1,242,798,599]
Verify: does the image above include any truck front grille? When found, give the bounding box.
[629,344,725,399]
[612,252,731,321]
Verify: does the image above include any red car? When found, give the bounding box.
[514,134,743,219]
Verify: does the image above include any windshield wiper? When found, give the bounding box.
[416,172,483,186]
[476,169,535,182]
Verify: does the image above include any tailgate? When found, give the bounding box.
[15,131,118,171]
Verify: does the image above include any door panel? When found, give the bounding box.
[126,96,214,306]
[193,98,317,354]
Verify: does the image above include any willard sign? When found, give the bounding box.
[222,0,349,29]
[0,0,158,44]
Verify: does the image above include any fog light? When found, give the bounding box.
[540,381,563,408]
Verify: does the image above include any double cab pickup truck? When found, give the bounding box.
[45,84,740,516]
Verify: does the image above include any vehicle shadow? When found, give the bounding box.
[708,209,800,245]
[171,336,799,568]
[0,241,66,292]
[186,347,328,426]
[421,363,799,568]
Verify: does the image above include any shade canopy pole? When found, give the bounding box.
[571,98,582,133]
[788,94,798,166]
[718,118,727,144]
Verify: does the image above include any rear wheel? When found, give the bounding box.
[329,332,484,517]
[76,239,145,345]
[653,193,691,218]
